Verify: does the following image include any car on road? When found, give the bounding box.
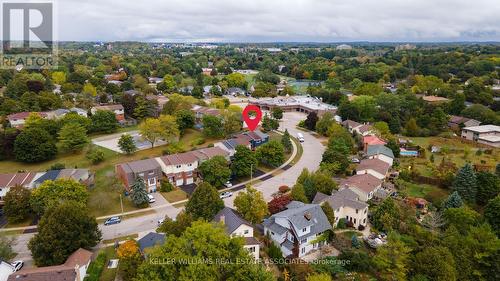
[219,191,233,199]
[351,158,360,163]
[148,194,156,203]
[224,181,233,188]
[297,133,305,142]
[104,216,121,226]
[11,260,24,272]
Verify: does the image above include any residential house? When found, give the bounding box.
[191,105,220,123]
[8,248,92,281]
[313,188,368,228]
[137,232,165,255]
[365,145,395,166]
[341,120,373,136]
[421,95,450,104]
[461,125,500,148]
[156,152,198,186]
[338,174,382,202]
[362,135,386,151]
[0,169,91,201]
[213,207,260,259]
[148,77,163,84]
[179,86,194,94]
[7,112,47,128]
[0,260,15,281]
[263,201,331,258]
[202,68,213,76]
[448,115,481,130]
[115,159,162,192]
[203,85,221,95]
[124,89,141,97]
[356,158,391,180]
[341,120,362,133]
[190,147,230,162]
[91,104,125,121]
[214,137,252,157]
[241,130,269,149]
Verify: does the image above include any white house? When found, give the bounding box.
[365,145,395,166]
[0,261,15,281]
[461,125,500,148]
[313,188,369,229]
[356,158,391,180]
[338,174,382,202]
[156,152,199,186]
[263,201,331,258]
[213,207,260,260]
[7,112,47,128]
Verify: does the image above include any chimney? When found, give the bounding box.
[220,215,225,224]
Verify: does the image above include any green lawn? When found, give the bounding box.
[161,188,188,203]
[99,246,118,281]
[397,179,450,203]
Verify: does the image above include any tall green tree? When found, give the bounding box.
[134,221,274,281]
[202,115,224,138]
[28,202,101,266]
[413,246,457,281]
[3,185,31,223]
[255,140,285,168]
[199,156,231,188]
[281,129,293,154]
[234,186,269,224]
[484,196,500,236]
[14,127,57,163]
[90,110,118,133]
[175,109,195,134]
[291,183,309,203]
[30,179,89,216]
[271,107,283,120]
[443,191,464,209]
[373,233,411,281]
[230,145,257,178]
[58,123,89,152]
[304,112,319,130]
[185,182,224,220]
[156,211,193,237]
[476,172,500,205]
[118,134,137,154]
[453,163,477,203]
[130,177,149,207]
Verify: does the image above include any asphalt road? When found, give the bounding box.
[11,111,326,262]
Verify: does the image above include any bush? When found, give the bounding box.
[86,148,105,164]
[346,220,354,228]
[279,185,290,193]
[337,218,347,229]
[162,142,185,155]
[191,137,205,146]
[48,163,65,171]
[358,225,365,231]
[84,251,106,281]
[160,180,174,192]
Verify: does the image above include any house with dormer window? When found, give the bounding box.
[263,201,331,258]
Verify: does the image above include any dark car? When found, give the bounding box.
[104,216,121,226]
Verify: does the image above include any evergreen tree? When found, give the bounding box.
[291,183,308,203]
[185,182,224,220]
[58,123,89,152]
[484,196,500,236]
[304,112,319,131]
[281,129,293,153]
[443,191,463,209]
[130,177,149,207]
[452,163,477,203]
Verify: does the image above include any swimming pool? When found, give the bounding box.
[400,150,419,157]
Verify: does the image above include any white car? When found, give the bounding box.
[148,194,155,203]
[11,260,24,272]
[297,133,305,143]
[219,191,233,199]
[224,181,233,188]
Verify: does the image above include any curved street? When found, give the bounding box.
[11,112,326,262]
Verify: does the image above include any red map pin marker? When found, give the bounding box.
[242,105,262,132]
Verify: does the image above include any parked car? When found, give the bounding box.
[351,158,360,163]
[148,194,156,203]
[11,260,24,272]
[219,191,233,199]
[104,216,121,225]
[224,181,233,188]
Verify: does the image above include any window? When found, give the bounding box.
[188,163,192,167]
[271,232,275,236]
[301,248,305,254]
[364,209,367,214]
[248,247,255,252]
[244,230,249,235]
[148,178,156,186]
[363,218,366,224]
[176,165,181,168]
[302,228,307,232]
[354,218,356,224]
[301,238,307,244]
[356,209,359,214]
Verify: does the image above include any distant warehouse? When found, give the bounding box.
[249,96,337,116]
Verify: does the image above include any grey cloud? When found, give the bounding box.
[57,0,500,42]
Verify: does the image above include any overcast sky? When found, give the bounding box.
[57,0,500,42]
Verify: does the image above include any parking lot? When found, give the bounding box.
[92,130,166,153]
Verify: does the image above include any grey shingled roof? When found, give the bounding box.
[314,189,368,211]
[366,145,394,159]
[213,207,252,235]
[266,201,331,239]
[138,232,165,252]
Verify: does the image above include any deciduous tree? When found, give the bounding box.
[58,123,89,152]
[30,179,88,216]
[234,186,269,224]
[118,134,137,154]
[4,185,31,223]
[230,145,257,178]
[14,128,57,163]
[198,156,231,188]
[255,140,285,167]
[185,182,224,220]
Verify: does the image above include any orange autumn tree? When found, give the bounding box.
[117,240,142,281]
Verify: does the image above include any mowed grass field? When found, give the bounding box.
[0,129,223,217]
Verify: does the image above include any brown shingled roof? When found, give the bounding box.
[339,174,382,194]
[356,158,391,176]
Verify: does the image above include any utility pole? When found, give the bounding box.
[250,164,253,186]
